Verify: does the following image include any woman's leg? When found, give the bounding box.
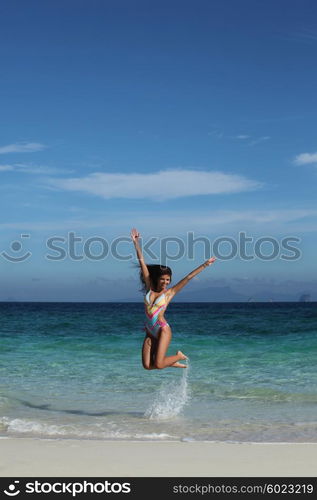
[142,334,157,370]
[154,325,187,369]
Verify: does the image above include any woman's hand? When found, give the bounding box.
[130,228,141,244]
[204,257,216,267]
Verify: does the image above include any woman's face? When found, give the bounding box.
[157,274,171,290]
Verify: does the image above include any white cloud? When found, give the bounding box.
[15,163,73,175]
[294,152,317,165]
[249,136,270,146]
[209,131,270,145]
[285,30,317,44]
[1,208,316,234]
[0,142,47,154]
[0,163,73,175]
[47,169,262,200]
[0,165,14,171]
[208,130,223,139]
[164,208,315,233]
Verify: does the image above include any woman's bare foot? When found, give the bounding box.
[176,350,187,360]
[171,362,187,368]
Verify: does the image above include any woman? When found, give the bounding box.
[131,228,216,370]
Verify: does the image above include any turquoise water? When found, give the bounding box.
[0,302,316,442]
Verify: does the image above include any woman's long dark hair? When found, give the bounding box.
[135,263,172,292]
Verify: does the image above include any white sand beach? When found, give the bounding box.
[0,438,316,477]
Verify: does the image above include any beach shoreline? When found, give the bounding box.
[0,438,316,477]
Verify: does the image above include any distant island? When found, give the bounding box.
[299,293,311,302]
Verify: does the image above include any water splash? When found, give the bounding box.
[144,359,191,420]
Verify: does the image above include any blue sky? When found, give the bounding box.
[1,0,317,301]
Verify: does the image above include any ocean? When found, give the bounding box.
[0,301,316,443]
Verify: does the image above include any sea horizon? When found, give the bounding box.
[1,300,316,303]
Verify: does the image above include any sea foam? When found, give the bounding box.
[144,359,191,420]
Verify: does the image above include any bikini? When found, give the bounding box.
[144,289,169,338]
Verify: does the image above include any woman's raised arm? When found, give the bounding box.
[131,228,151,291]
[168,257,216,298]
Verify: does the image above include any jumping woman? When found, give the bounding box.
[131,228,216,370]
